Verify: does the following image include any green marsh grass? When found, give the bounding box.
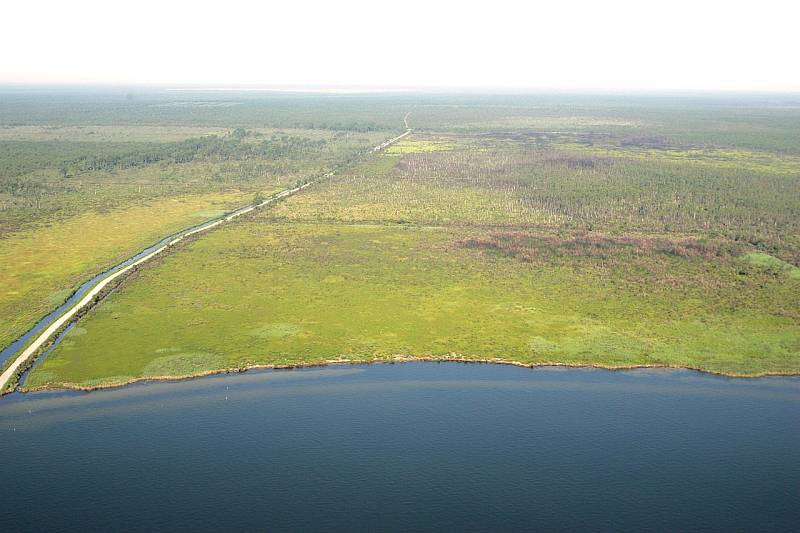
[6,93,798,387]
[27,221,800,389]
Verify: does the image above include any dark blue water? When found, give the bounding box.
[1,363,798,532]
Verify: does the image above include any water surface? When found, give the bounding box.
[1,363,798,531]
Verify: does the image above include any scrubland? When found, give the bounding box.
[0,94,387,354]
[20,92,800,389]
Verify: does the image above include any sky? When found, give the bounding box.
[2,0,799,92]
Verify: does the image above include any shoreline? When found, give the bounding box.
[18,356,800,395]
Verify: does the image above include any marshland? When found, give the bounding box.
[1,91,796,391]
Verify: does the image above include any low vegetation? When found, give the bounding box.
[0,190,248,350]
[0,102,386,355]
[26,221,799,389]
[271,135,799,261]
[20,91,800,388]
[2,90,797,388]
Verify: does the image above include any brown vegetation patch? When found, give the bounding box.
[460,231,745,263]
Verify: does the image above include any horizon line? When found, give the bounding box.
[1,82,800,97]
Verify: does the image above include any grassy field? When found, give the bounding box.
[26,220,799,389]
[0,94,387,359]
[21,93,800,389]
[0,190,249,350]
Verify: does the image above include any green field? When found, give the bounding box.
[16,92,799,389]
[0,97,387,357]
[0,190,249,351]
[2,89,798,389]
[26,219,799,389]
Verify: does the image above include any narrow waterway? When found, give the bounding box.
[0,215,226,367]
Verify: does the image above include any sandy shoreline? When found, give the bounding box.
[17,356,800,395]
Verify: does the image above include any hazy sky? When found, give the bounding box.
[3,0,799,92]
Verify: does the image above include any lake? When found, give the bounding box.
[1,363,798,531]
